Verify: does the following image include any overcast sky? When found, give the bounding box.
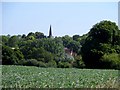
[2,2,118,36]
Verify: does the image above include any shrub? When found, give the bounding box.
[58,61,72,68]
[37,61,46,67]
[46,60,57,68]
[114,45,120,53]
[24,59,39,66]
[100,53,120,69]
[73,55,85,68]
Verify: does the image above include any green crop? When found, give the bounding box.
[2,65,119,88]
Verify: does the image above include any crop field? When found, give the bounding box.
[2,65,119,88]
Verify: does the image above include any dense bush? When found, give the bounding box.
[46,60,57,68]
[72,55,85,68]
[58,61,72,68]
[37,61,46,67]
[100,53,120,69]
[24,59,39,66]
[21,59,57,68]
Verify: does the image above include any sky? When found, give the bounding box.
[2,2,118,37]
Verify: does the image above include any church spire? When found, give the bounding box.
[48,25,53,38]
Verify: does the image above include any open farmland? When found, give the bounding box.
[2,65,119,88]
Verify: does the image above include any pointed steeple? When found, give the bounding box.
[48,25,53,38]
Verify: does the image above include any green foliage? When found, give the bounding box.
[99,43,115,53]
[113,45,120,53]
[100,53,120,69]
[62,35,73,47]
[46,60,57,68]
[58,61,72,68]
[2,35,9,45]
[20,43,54,63]
[73,55,85,68]
[26,32,46,40]
[34,32,46,39]
[1,20,120,69]
[14,49,24,61]
[89,20,119,44]
[81,20,120,69]
[21,59,57,68]
[73,34,88,46]
[27,36,35,40]
[67,40,81,54]
[114,35,120,45]
[21,34,26,38]
[62,35,82,55]
[73,35,80,41]
[42,37,65,62]
[2,65,118,88]
[37,61,46,67]
[2,45,24,65]
[24,59,39,66]
[8,35,20,48]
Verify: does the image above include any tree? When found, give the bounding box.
[35,32,46,39]
[42,37,65,62]
[73,35,80,41]
[67,40,81,54]
[27,32,35,37]
[62,35,73,47]
[8,35,19,48]
[81,20,120,69]
[2,45,24,65]
[21,34,26,38]
[79,34,88,46]
[14,49,24,61]
[89,20,119,44]
[2,35,9,45]
[19,39,54,63]
[26,32,46,40]
[28,36,35,40]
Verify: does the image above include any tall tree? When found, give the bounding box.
[81,20,120,69]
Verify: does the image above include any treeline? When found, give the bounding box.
[1,20,120,69]
[2,31,85,68]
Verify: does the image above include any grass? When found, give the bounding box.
[2,65,119,88]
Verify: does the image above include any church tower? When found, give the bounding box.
[48,25,53,38]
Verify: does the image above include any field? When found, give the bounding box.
[2,65,119,88]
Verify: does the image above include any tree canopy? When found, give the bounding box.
[1,20,120,69]
[81,20,120,69]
